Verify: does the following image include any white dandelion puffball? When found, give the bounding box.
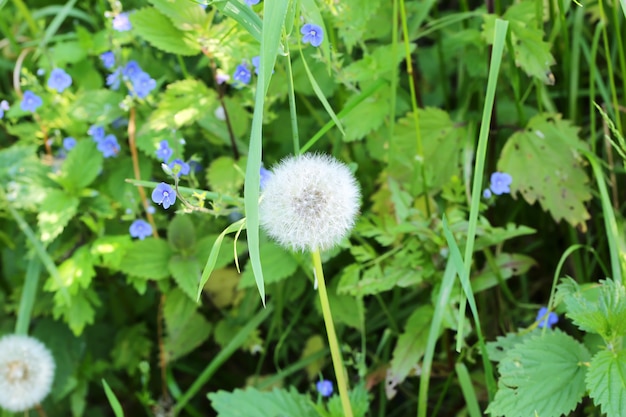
[260,153,361,252]
[0,334,55,412]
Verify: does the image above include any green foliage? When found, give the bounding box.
[149,79,217,131]
[56,140,103,192]
[118,239,173,280]
[390,305,434,384]
[164,288,212,361]
[130,7,202,56]
[37,189,80,243]
[586,349,626,417]
[209,387,318,417]
[239,240,298,288]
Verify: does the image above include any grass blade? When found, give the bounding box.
[102,379,124,417]
[15,258,41,335]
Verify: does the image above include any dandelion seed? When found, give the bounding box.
[151,182,176,210]
[129,219,152,240]
[316,379,333,397]
[20,91,43,113]
[259,153,361,252]
[536,306,558,329]
[301,23,324,47]
[489,172,512,195]
[0,335,55,412]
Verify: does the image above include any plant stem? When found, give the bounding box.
[311,249,353,417]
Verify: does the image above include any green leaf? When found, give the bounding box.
[343,44,412,84]
[91,236,133,270]
[341,82,389,142]
[37,189,79,243]
[215,0,263,44]
[149,79,217,131]
[57,139,103,192]
[118,239,173,280]
[498,113,591,230]
[333,0,385,52]
[167,214,197,253]
[52,287,101,335]
[169,255,202,301]
[206,156,246,195]
[238,241,298,289]
[111,324,152,373]
[390,305,434,384]
[102,379,125,417]
[586,349,626,417]
[164,288,212,361]
[487,329,591,417]
[70,89,125,123]
[486,330,539,363]
[130,8,202,56]
[46,246,95,294]
[472,253,537,293]
[51,40,87,65]
[557,278,626,342]
[147,0,207,31]
[209,387,318,417]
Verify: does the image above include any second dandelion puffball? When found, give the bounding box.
[259,153,360,252]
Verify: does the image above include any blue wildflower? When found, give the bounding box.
[216,72,230,84]
[301,23,324,47]
[156,140,173,162]
[131,72,156,98]
[129,219,152,240]
[100,51,115,69]
[260,167,272,190]
[20,91,43,112]
[88,125,106,142]
[151,182,176,209]
[112,12,132,32]
[48,68,72,93]
[316,380,333,397]
[489,172,512,195]
[63,137,77,151]
[106,67,122,90]
[536,307,558,329]
[246,0,260,5]
[168,159,190,177]
[97,134,120,158]
[146,205,156,214]
[232,64,251,85]
[483,188,492,199]
[0,100,9,118]
[251,56,260,75]
[123,61,143,80]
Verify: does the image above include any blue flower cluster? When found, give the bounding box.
[316,379,333,397]
[21,91,43,112]
[483,172,512,199]
[536,307,558,329]
[89,124,120,158]
[156,140,173,162]
[105,59,156,99]
[63,137,76,151]
[47,68,72,93]
[129,219,152,240]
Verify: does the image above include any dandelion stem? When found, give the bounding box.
[312,249,353,417]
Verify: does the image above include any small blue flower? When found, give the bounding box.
[260,167,272,190]
[301,23,324,47]
[63,137,77,151]
[97,134,120,158]
[123,61,143,80]
[156,140,173,162]
[489,172,512,195]
[20,91,43,112]
[0,100,9,119]
[316,380,333,397]
[251,56,260,75]
[48,68,72,93]
[112,12,132,32]
[152,182,177,209]
[245,0,260,5]
[536,307,558,329]
[168,159,190,177]
[131,72,156,98]
[129,219,152,240]
[216,72,230,84]
[100,51,115,69]
[88,125,106,142]
[106,67,122,90]
[483,188,492,199]
[232,64,251,85]
[146,205,156,214]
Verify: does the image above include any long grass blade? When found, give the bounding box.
[15,258,41,335]
[102,379,125,417]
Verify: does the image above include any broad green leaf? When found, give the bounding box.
[486,330,539,363]
[47,246,95,294]
[167,214,197,254]
[169,255,202,301]
[390,305,434,384]
[471,253,537,293]
[586,349,626,417]
[70,89,125,123]
[91,236,132,269]
[203,268,241,308]
[51,40,87,65]
[209,387,318,417]
[343,44,413,83]
[118,239,173,280]
[238,241,298,289]
[206,156,246,196]
[473,223,536,251]
[342,82,390,142]
[325,383,370,417]
[147,0,207,31]
[52,287,101,335]
[37,189,79,243]
[332,0,385,52]
[487,329,591,417]
[498,113,591,230]
[149,79,217,131]
[130,8,202,56]
[557,278,626,342]
[164,288,212,361]
[111,324,152,373]
[57,139,103,192]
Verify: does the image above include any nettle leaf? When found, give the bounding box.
[390,305,434,385]
[206,156,247,195]
[149,79,217,131]
[167,214,197,254]
[487,329,591,417]
[498,113,591,230]
[343,44,413,83]
[169,255,202,301]
[483,1,555,84]
[239,241,298,289]
[164,288,212,361]
[52,287,101,336]
[486,330,540,363]
[57,140,103,192]
[342,82,390,142]
[587,349,626,417]
[333,0,384,52]
[111,324,152,373]
[130,8,202,56]
[209,387,317,417]
[70,89,125,123]
[557,278,626,342]
[118,239,173,280]
[147,0,207,31]
[91,236,133,270]
[38,189,79,243]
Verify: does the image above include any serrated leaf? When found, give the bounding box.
[130,8,202,56]
[111,324,152,372]
[118,239,173,280]
[557,278,626,342]
[487,329,591,417]
[149,79,217,131]
[91,236,133,269]
[51,246,96,294]
[57,140,103,192]
[390,305,434,384]
[209,387,318,417]
[147,0,207,31]
[472,253,537,293]
[333,0,384,52]
[239,241,298,289]
[341,82,389,142]
[169,255,202,301]
[498,113,591,230]
[164,288,212,361]
[343,44,413,83]
[586,349,626,417]
[206,156,246,195]
[52,287,101,335]
[486,330,539,363]
[38,189,79,243]
[70,89,125,123]
[167,214,197,253]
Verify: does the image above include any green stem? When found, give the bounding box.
[283,34,300,153]
[312,249,353,417]
[12,0,39,38]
